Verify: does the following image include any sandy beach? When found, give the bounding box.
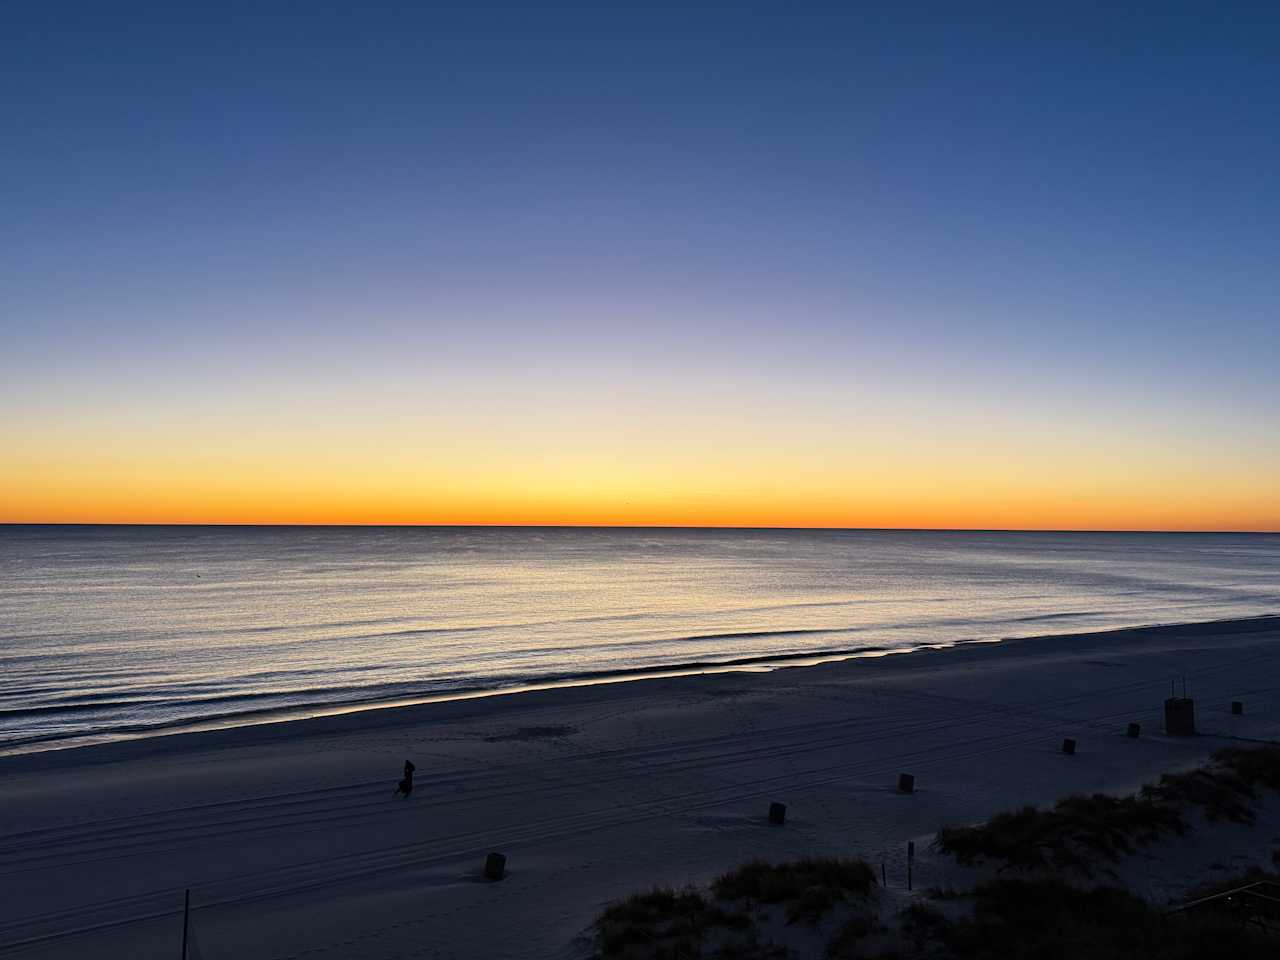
[1,615,1278,959]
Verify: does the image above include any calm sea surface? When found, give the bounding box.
[1,526,1277,753]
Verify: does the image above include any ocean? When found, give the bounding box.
[1,525,1276,753]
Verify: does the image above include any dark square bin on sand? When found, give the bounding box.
[484,852,507,881]
[1164,697,1195,736]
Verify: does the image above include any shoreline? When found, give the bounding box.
[7,526,1276,762]
[5,613,1276,770]
[2,612,1277,958]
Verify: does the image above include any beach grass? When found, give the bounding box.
[933,793,1185,873]
[596,859,877,957]
[713,857,877,925]
[1145,744,1280,824]
[596,885,752,958]
[904,877,1277,960]
[936,744,1280,873]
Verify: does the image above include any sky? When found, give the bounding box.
[2,2,1278,529]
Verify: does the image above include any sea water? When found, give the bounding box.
[1,526,1276,752]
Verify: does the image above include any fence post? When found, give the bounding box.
[181,889,189,960]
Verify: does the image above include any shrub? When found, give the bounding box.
[825,910,882,958]
[937,746,1280,874]
[1144,768,1255,823]
[597,886,751,958]
[902,877,1277,960]
[945,879,1159,959]
[1144,744,1280,825]
[1217,744,1280,792]
[714,857,876,903]
[934,793,1184,873]
[898,901,950,951]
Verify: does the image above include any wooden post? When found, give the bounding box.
[181,889,189,960]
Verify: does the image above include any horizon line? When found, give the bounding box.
[1,522,1277,535]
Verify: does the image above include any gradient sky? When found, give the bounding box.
[3,2,1278,529]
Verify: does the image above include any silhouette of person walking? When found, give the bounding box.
[395,759,416,798]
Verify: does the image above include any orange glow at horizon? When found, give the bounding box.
[4,371,1277,533]
[4,458,1277,532]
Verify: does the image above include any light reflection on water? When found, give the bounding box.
[0,526,1276,752]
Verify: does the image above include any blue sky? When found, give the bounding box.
[3,2,1278,527]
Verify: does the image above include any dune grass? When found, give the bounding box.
[596,886,752,959]
[1145,744,1280,824]
[900,877,1278,959]
[936,745,1280,873]
[823,910,888,959]
[934,792,1185,873]
[713,857,877,924]
[596,859,878,957]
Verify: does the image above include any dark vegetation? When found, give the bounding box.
[596,859,878,958]
[823,910,886,958]
[934,793,1184,873]
[595,867,1280,959]
[596,886,752,959]
[902,877,1277,960]
[935,745,1280,873]
[1182,866,1280,904]
[1144,745,1280,824]
[713,858,877,924]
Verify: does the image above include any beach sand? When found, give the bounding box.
[1,616,1277,959]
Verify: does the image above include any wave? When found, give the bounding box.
[3,526,1278,754]
[5,614,1280,754]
